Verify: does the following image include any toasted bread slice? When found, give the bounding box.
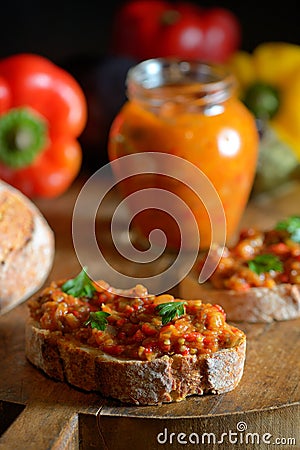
[25,318,246,405]
[0,180,54,315]
[25,278,246,405]
[180,220,300,323]
[179,275,300,323]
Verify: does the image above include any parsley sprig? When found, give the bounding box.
[84,311,110,331]
[275,215,300,243]
[155,301,187,325]
[247,254,283,274]
[61,267,96,298]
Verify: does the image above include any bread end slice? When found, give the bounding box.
[0,181,54,315]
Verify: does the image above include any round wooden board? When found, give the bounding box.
[1,176,300,449]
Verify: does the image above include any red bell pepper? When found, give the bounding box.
[0,53,87,198]
[110,0,241,63]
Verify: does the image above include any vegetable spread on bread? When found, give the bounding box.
[180,216,300,323]
[26,269,246,405]
[200,216,300,291]
[28,268,243,361]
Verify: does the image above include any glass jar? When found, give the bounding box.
[108,58,259,251]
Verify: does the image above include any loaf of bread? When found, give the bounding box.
[25,274,246,405]
[180,220,300,323]
[0,180,54,315]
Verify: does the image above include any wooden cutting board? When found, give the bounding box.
[0,175,300,450]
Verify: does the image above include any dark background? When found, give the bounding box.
[1,0,300,65]
[2,0,300,169]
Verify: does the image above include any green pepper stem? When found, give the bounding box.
[243,82,280,121]
[161,10,181,26]
[0,107,48,169]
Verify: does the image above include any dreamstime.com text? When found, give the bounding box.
[156,422,297,446]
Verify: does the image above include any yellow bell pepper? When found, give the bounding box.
[228,42,300,158]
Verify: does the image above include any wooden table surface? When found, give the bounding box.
[0,172,300,450]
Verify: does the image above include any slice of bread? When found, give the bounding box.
[0,180,54,315]
[180,221,300,323]
[25,279,246,405]
[179,275,300,323]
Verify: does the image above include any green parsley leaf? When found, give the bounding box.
[84,311,110,331]
[155,301,186,325]
[61,267,96,298]
[275,215,300,243]
[247,254,283,274]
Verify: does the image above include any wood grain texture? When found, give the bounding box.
[0,175,300,449]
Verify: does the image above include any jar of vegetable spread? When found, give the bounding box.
[108,59,259,251]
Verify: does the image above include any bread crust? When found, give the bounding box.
[179,274,300,323]
[0,181,54,315]
[25,318,246,405]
